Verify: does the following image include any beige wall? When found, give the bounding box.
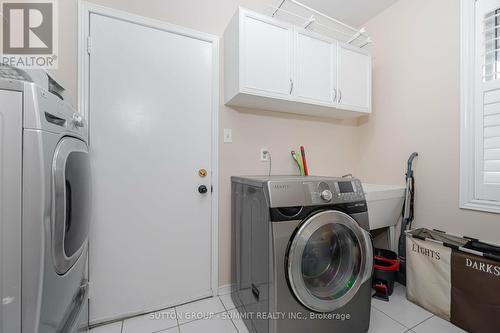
[358,0,500,244]
[54,0,500,289]
[54,0,360,287]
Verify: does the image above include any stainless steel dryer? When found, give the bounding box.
[231,176,373,333]
[0,67,90,333]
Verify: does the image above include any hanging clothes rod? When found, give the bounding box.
[274,0,360,33]
[272,0,287,17]
[269,0,371,46]
[303,15,316,29]
[347,27,367,44]
[268,5,353,37]
[359,37,372,48]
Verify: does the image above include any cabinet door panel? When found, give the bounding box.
[295,31,336,104]
[242,14,292,96]
[339,46,371,110]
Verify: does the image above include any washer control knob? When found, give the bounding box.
[321,189,333,201]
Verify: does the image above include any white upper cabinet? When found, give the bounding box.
[224,7,371,119]
[242,14,293,98]
[338,45,371,111]
[294,29,337,105]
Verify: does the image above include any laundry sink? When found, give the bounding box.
[362,183,406,249]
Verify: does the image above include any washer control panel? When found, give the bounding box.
[334,179,365,202]
[264,176,366,207]
[305,178,365,205]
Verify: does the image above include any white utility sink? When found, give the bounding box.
[362,183,406,250]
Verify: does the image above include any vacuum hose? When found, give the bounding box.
[407,152,419,178]
[397,152,418,285]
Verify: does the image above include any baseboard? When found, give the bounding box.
[217,284,235,296]
[89,286,236,328]
[89,289,213,327]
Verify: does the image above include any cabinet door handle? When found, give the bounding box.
[333,88,338,102]
[289,79,294,94]
[339,89,342,104]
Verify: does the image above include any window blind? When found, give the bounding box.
[476,0,500,201]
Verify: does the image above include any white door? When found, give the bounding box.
[338,45,371,111]
[241,12,293,97]
[88,13,217,322]
[295,29,337,105]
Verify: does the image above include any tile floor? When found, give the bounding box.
[90,284,467,333]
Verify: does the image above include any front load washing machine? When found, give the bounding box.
[231,176,373,333]
[0,67,90,333]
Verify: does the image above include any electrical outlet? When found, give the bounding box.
[260,148,269,161]
[223,128,232,143]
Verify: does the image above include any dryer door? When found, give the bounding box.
[286,210,373,313]
[52,137,90,275]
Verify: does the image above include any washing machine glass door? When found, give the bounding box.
[287,210,372,313]
[52,137,90,275]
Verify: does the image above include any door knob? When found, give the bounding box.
[72,113,85,128]
[198,185,208,194]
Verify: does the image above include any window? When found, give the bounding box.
[483,8,500,82]
[461,0,500,213]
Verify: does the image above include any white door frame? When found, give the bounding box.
[77,0,219,307]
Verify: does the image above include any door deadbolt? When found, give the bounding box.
[198,169,207,177]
